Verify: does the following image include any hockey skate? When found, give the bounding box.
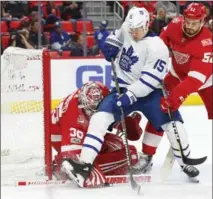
[132,153,153,174]
[182,165,200,183]
[61,159,107,188]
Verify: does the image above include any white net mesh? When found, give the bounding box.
[1,47,48,184]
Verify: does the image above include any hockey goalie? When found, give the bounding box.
[51,81,145,188]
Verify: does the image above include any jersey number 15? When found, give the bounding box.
[153,59,166,72]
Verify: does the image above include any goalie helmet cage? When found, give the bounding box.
[1,47,52,185]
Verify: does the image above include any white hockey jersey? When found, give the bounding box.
[109,22,170,98]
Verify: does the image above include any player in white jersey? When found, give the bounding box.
[62,7,203,187]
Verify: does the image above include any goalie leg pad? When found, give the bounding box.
[95,145,138,176]
[113,112,143,141]
[101,133,124,153]
[162,121,191,166]
[80,112,114,164]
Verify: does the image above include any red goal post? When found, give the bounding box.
[1,47,52,184]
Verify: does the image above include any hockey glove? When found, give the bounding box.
[116,90,137,110]
[160,94,185,113]
[102,35,123,62]
[160,76,203,112]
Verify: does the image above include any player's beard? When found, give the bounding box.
[183,24,202,37]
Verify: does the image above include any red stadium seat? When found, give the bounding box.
[54,1,63,7]
[49,51,60,58]
[86,35,95,48]
[61,21,75,35]
[62,50,71,58]
[1,21,8,33]
[76,20,94,35]
[10,21,21,30]
[29,1,47,7]
[1,34,10,49]
[43,24,55,32]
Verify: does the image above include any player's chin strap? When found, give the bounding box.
[161,84,207,166]
[111,58,141,194]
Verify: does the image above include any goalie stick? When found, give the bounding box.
[111,59,141,194]
[161,85,207,166]
[2,174,151,187]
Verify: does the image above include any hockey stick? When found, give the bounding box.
[161,84,207,166]
[160,147,175,181]
[111,59,141,194]
[2,174,151,187]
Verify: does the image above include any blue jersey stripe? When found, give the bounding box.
[86,134,103,145]
[141,71,162,83]
[83,144,99,154]
[112,76,129,85]
[139,78,156,90]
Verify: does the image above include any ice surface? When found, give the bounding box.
[1,106,212,199]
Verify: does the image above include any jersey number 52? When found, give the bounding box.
[202,52,213,63]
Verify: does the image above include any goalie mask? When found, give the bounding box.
[78,81,109,117]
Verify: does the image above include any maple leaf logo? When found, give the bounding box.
[119,46,139,72]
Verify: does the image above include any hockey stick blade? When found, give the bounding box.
[182,155,207,166]
[130,177,141,195]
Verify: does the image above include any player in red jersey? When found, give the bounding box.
[51,81,144,187]
[138,3,212,173]
[160,2,212,117]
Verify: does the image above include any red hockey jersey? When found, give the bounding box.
[51,89,90,157]
[160,16,212,91]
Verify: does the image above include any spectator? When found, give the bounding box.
[29,11,46,25]
[45,2,61,25]
[70,34,94,56]
[208,19,213,33]
[155,1,177,19]
[202,2,213,30]
[1,2,13,21]
[61,1,82,22]
[50,21,72,51]
[46,2,61,17]
[3,1,29,20]
[29,21,49,49]
[151,7,169,35]
[10,21,33,49]
[136,1,157,15]
[93,20,110,55]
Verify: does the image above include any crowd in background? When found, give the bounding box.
[1,1,213,57]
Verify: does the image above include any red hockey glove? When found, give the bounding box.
[160,94,185,113]
[84,162,107,188]
[160,76,203,113]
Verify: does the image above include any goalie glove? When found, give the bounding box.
[61,159,107,188]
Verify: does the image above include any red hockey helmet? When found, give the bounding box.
[183,3,206,20]
[78,81,109,116]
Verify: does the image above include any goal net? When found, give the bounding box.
[1,47,52,185]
